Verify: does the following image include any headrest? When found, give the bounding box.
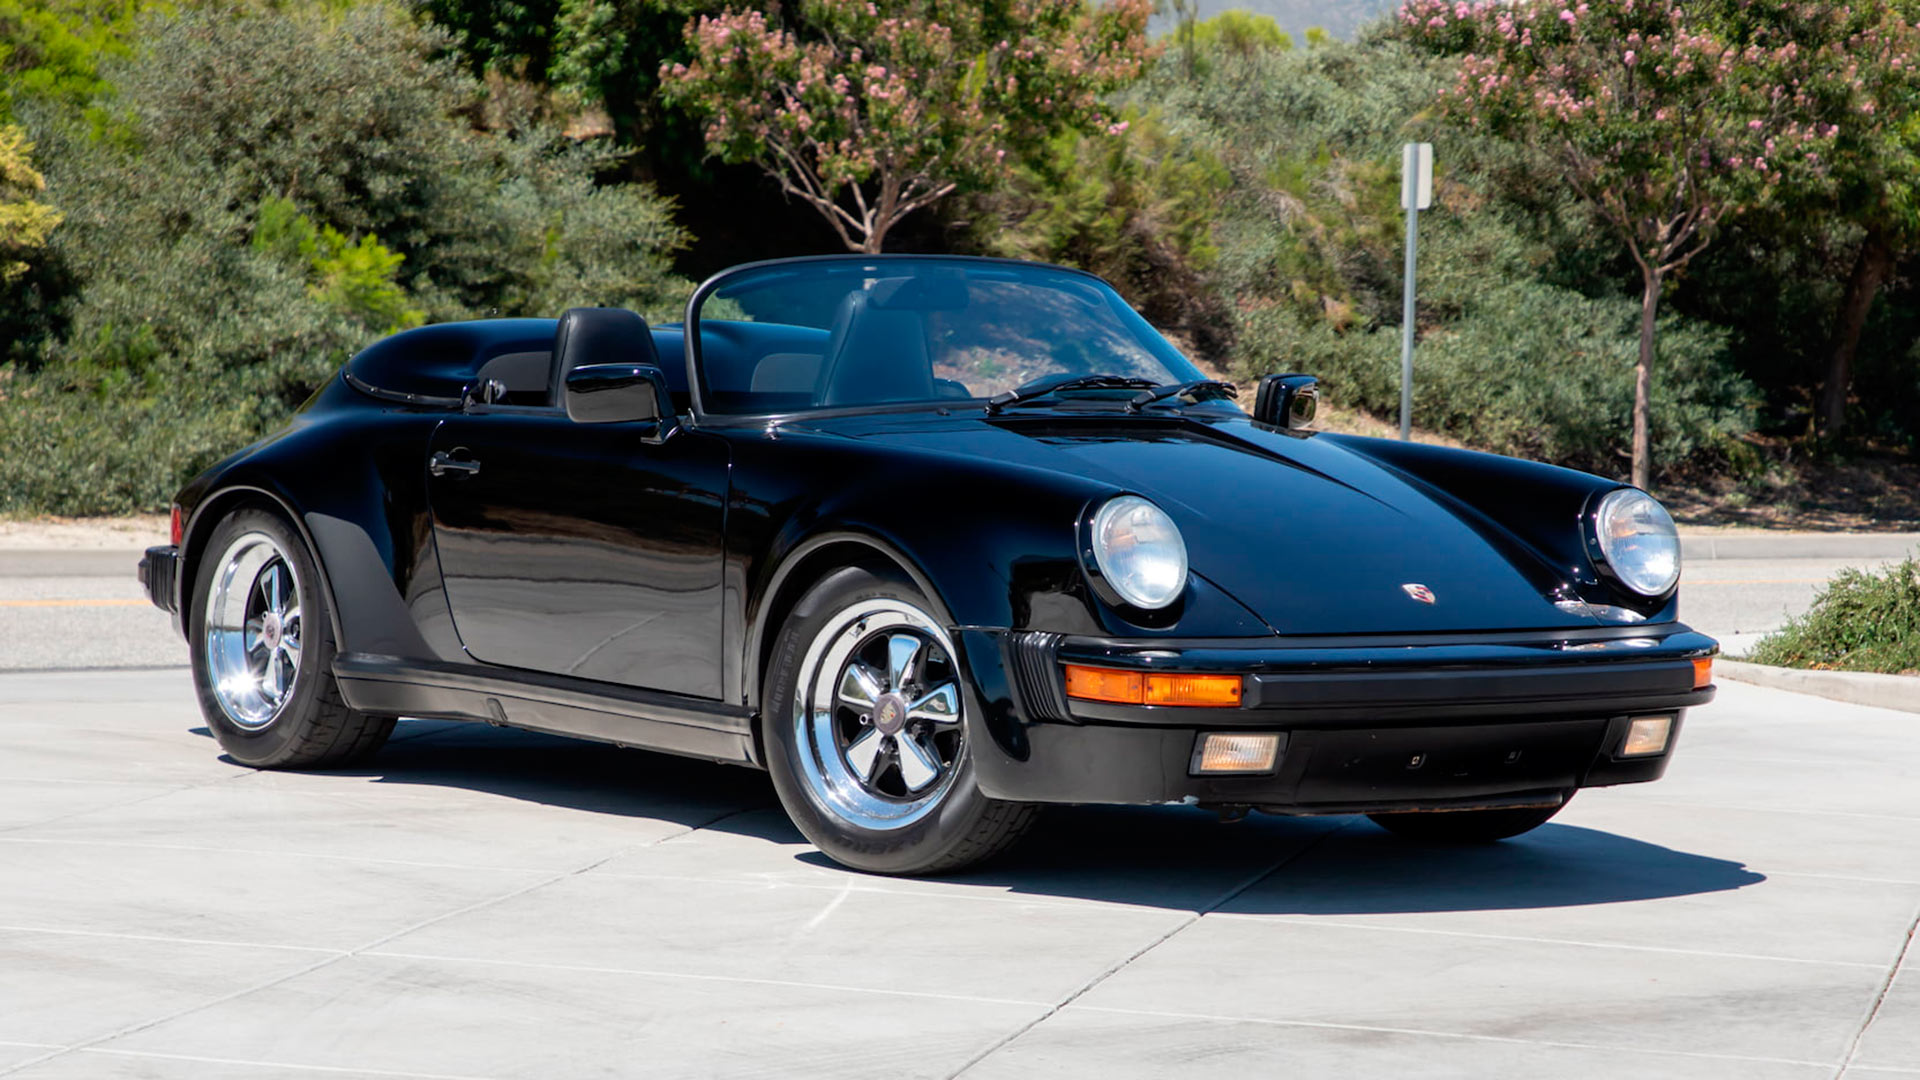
[819,290,934,406]
[551,307,659,406]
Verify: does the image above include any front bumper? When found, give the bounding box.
[963,624,1716,813]
[138,545,181,622]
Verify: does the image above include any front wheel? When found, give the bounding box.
[762,567,1037,875]
[1367,799,1569,844]
[189,507,394,769]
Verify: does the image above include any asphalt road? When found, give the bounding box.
[0,540,1915,1078]
[1684,555,1910,654]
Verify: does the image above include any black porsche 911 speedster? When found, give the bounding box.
[139,254,1716,874]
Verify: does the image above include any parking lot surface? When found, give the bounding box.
[0,666,1914,1079]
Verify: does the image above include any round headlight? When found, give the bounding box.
[1594,488,1681,597]
[1089,496,1189,610]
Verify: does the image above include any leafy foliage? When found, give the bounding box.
[4,0,1920,518]
[0,0,689,514]
[966,108,1229,350]
[1398,0,1861,489]
[252,197,425,335]
[1748,557,1920,675]
[659,0,1155,252]
[0,0,146,121]
[0,123,60,280]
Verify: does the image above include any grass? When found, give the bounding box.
[1746,557,1920,676]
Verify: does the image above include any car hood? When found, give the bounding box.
[810,411,1598,635]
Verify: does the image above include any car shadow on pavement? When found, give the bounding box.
[922,803,1769,915]
[197,721,1765,915]
[195,720,781,827]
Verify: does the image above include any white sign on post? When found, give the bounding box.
[1402,142,1433,211]
[1399,143,1433,440]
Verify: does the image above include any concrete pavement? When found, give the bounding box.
[0,669,1914,1078]
[1,531,1916,1077]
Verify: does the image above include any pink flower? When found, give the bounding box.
[1624,50,1636,65]
[1560,8,1576,23]
[1106,120,1129,135]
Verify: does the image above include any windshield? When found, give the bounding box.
[689,257,1208,415]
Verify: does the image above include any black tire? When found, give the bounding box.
[188,506,394,769]
[1367,799,1569,844]
[762,566,1038,875]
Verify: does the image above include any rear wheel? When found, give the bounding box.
[1367,800,1568,844]
[189,507,393,769]
[762,567,1037,874]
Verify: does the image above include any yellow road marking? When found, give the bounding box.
[0,598,149,608]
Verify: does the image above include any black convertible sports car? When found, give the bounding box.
[139,254,1716,874]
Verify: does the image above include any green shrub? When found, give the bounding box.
[1747,558,1920,676]
[1125,35,1759,477]
[1234,281,1755,474]
[0,1,692,515]
[966,108,1232,352]
[0,0,147,122]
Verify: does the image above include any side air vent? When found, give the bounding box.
[1008,631,1071,722]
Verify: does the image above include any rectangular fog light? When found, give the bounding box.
[1622,715,1673,757]
[1192,733,1281,775]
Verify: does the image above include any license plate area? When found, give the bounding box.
[1290,718,1610,805]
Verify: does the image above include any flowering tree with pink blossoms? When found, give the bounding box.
[660,0,1152,254]
[1774,2,1920,436]
[1401,0,1853,488]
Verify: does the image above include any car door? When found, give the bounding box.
[423,406,729,699]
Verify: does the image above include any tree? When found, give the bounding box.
[80,3,689,321]
[1402,0,1840,488]
[0,124,59,282]
[1786,2,1920,435]
[660,0,1153,254]
[0,0,146,121]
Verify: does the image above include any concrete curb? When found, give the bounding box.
[1717,659,1920,715]
[1681,533,1920,561]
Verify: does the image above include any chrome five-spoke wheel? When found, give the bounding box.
[203,531,304,728]
[793,597,965,831]
[765,567,1037,873]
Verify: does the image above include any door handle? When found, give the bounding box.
[430,450,481,477]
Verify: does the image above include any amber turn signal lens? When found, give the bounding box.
[1063,665,1245,707]
[1693,657,1713,689]
[1144,673,1244,707]
[1063,665,1144,704]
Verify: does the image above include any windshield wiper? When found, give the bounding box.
[984,374,1160,415]
[1125,380,1240,413]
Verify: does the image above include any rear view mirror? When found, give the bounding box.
[1253,374,1318,430]
[565,363,673,430]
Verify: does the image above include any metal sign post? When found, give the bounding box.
[1400,142,1433,441]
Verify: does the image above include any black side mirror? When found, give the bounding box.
[565,363,674,432]
[1253,373,1318,430]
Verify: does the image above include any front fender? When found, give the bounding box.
[728,431,1268,707]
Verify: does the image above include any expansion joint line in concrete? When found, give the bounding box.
[942,819,1353,1079]
[1837,895,1920,1079]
